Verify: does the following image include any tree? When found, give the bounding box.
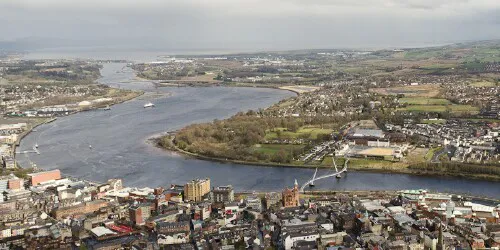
[271,149,291,163]
[276,130,283,138]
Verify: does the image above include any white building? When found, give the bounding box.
[284,232,319,250]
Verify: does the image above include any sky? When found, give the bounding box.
[1,0,499,51]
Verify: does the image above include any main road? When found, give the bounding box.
[16,63,500,198]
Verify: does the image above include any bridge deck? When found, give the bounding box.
[300,159,349,192]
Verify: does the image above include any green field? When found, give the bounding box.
[465,47,500,62]
[421,119,446,124]
[253,144,304,154]
[265,126,333,140]
[470,81,497,87]
[400,97,451,105]
[425,147,443,161]
[399,105,479,113]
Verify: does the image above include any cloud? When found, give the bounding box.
[0,0,499,50]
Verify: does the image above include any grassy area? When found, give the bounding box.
[421,119,446,124]
[406,148,428,163]
[466,47,500,62]
[470,81,497,87]
[425,147,443,161]
[419,63,457,69]
[265,126,333,140]
[253,144,304,155]
[399,104,479,113]
[399,97,451,105]
[348,158,408,169]
[321,156,334,166]
[275,99,296,109]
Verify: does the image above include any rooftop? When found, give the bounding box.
[90,226,116,237]
[351,128,385,138]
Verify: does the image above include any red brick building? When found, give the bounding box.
[28,169,61,186]
[8,178,23,190]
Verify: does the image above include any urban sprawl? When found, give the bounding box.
[0,170,499,249]
[0,41,499,249]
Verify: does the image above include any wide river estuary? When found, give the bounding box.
[17,63,500,198]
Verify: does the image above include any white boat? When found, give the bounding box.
[35,143,38,148]
[144,102,155,108]
[89,145,92,149]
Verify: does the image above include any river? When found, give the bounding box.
[17,63,500,198]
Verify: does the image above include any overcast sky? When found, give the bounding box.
[1,0,499,51]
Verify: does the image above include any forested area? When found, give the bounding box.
[409,162,500,178]
[167,111,349,163]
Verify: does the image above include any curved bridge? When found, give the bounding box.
[300,158,349,192]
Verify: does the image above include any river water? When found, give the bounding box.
[17,63,500,198]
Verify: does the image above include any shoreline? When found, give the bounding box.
[154,135,500,183]
[12,117,57,163]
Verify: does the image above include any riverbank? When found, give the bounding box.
[155,135,500,183]
[12,117,56,164]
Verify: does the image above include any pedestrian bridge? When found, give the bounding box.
[300,158,349,192]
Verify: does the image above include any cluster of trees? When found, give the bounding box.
[5,62,101,82]
[409,162,500,177]
[169,112,334,163]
